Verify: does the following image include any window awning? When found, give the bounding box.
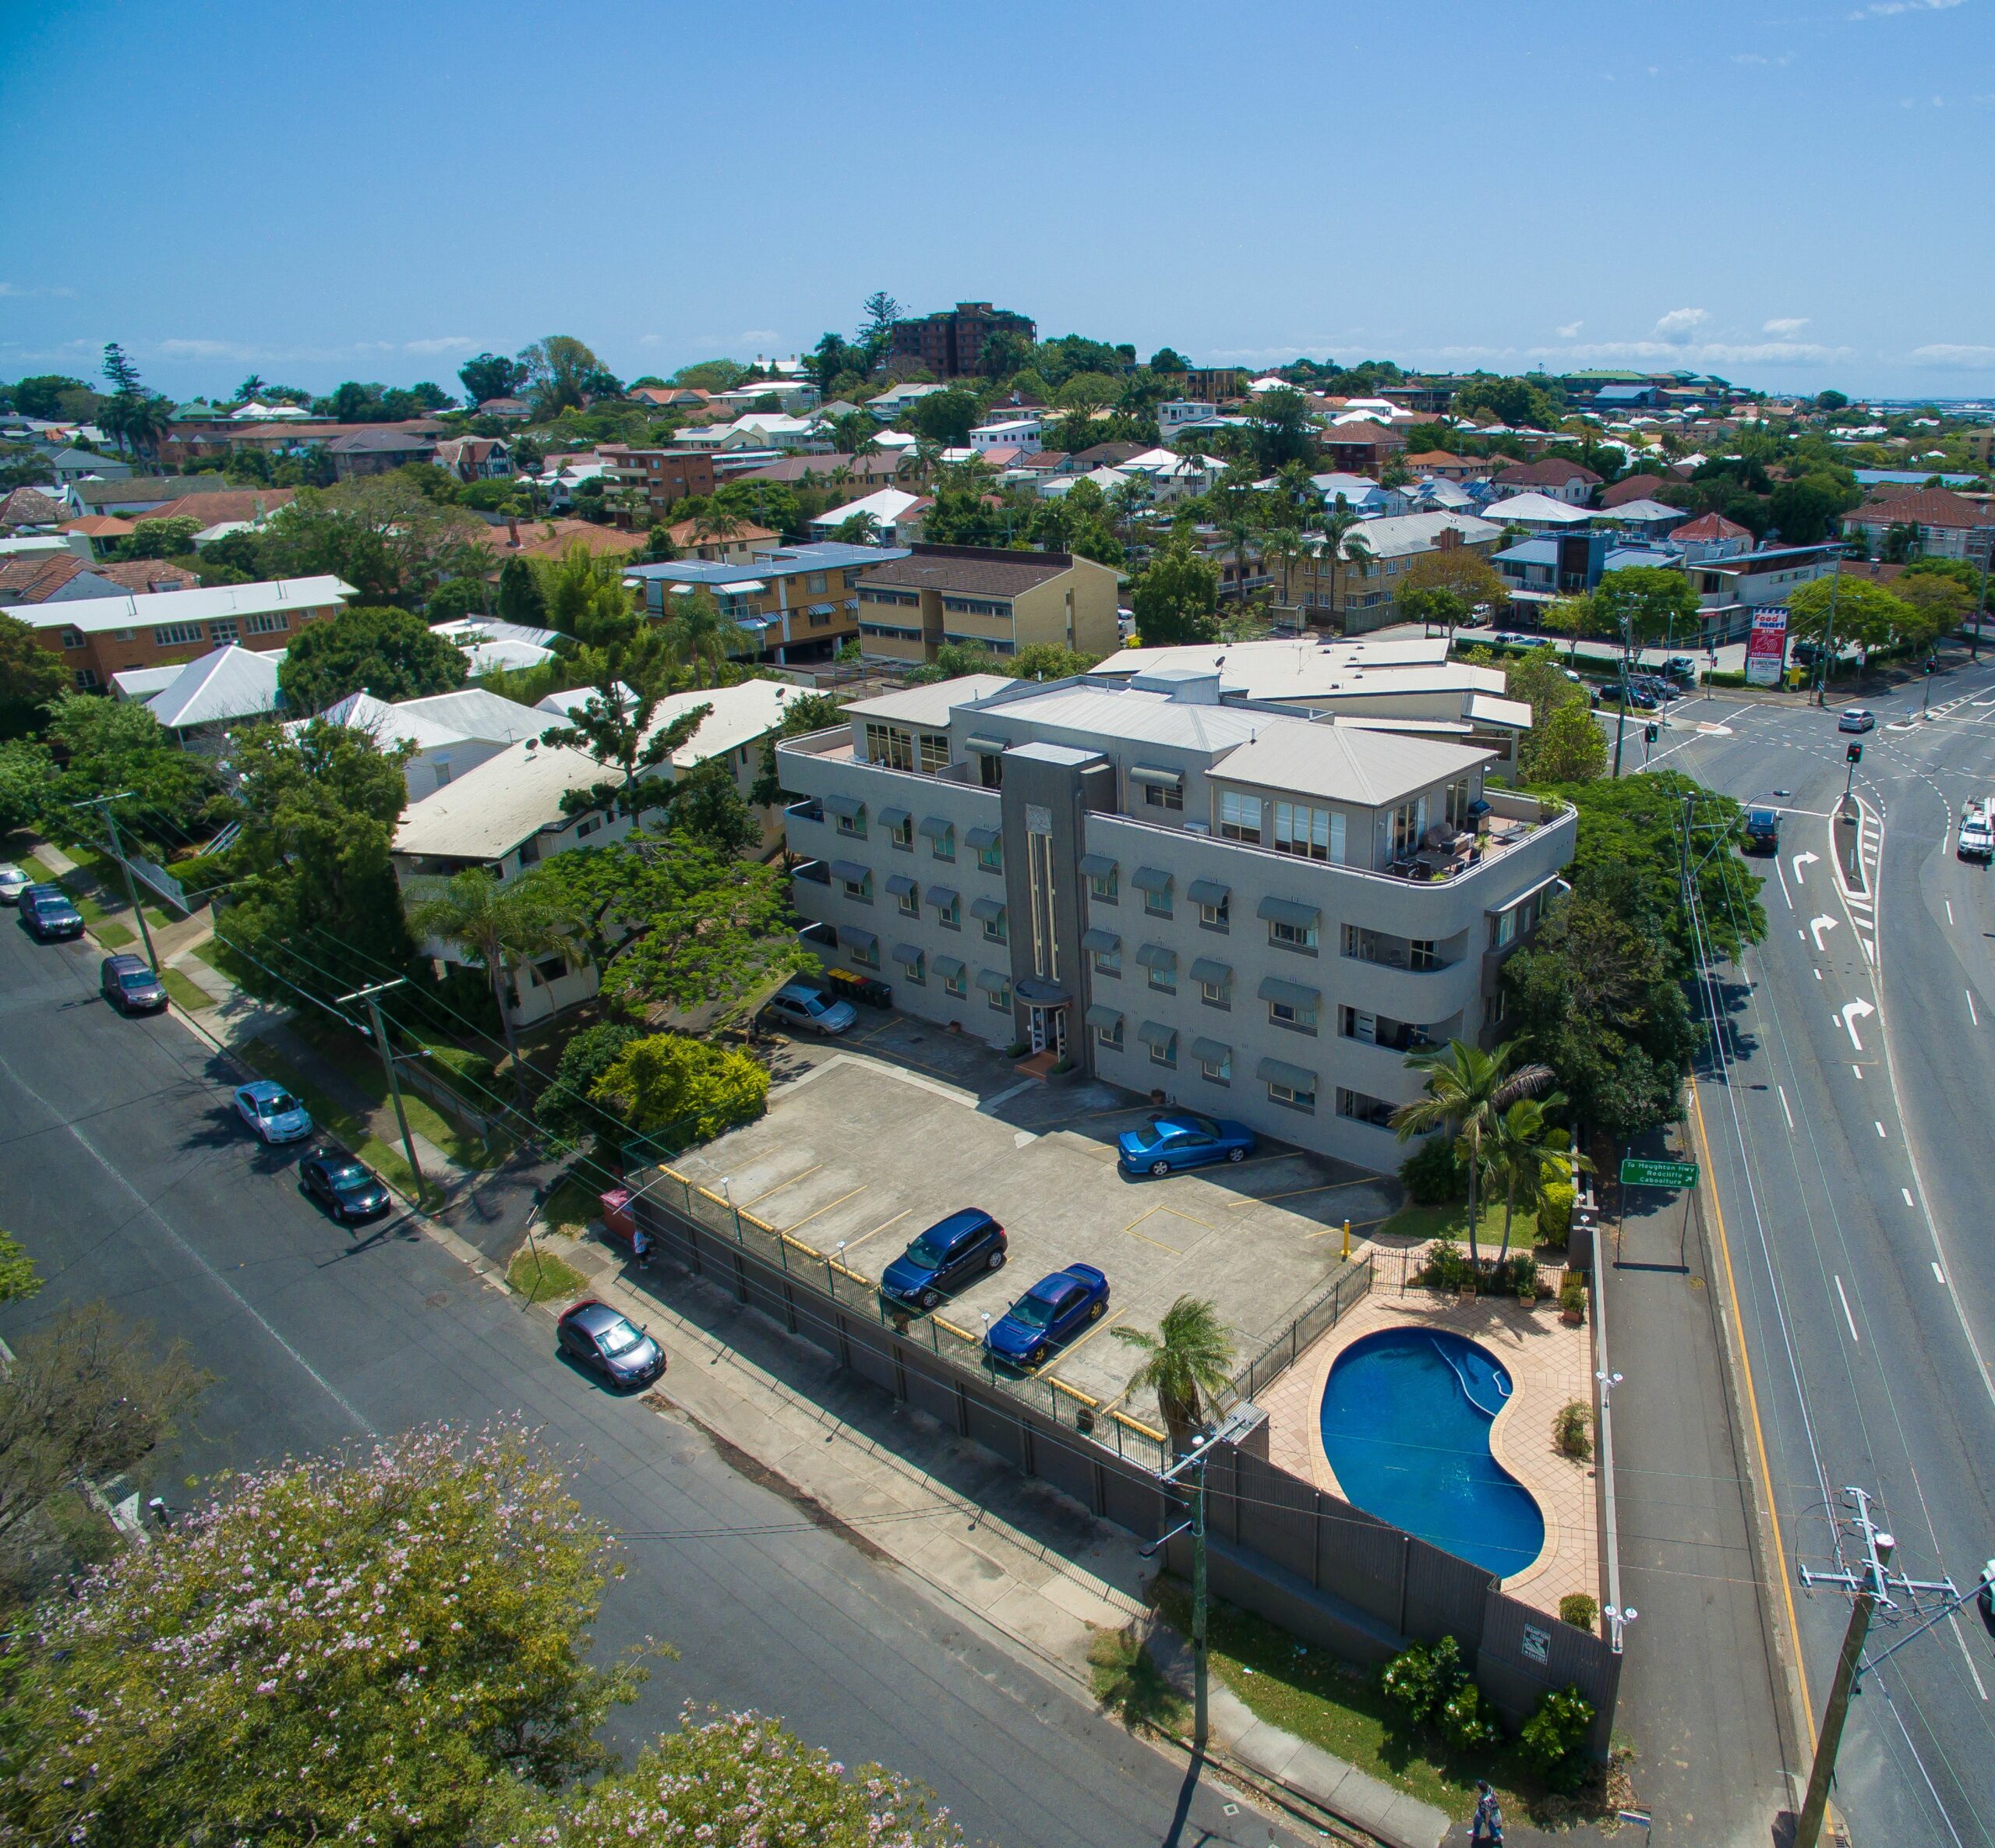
[1085,1003,1122,1031]
[1257,1055,1316,1090]
[1081,928,1121,953]
[838,925,878,953]
[932,954,965,980]
[965,824,1001,850]
[808,602,836,615]
[1132,865,1172,894]
[925,885,959,909]
[1188,878,1231,908]
[966,733,1008,754]
[975,966,1010,995]
[1257,894,1320,928]
[821,792,865,820]
[1259,975,1320,1010]
[1138,1019,1177,1050]
[1135,942,1177,970]
[1079,853,1118,880]
[970,896,1005,922]
[877,804,911,828]
[885,872,917,896]
[1129,764,1183,788]
[892,942,923,966]
[1189,956,1232,988]
[918,815,953,841]
[1486,871,1566,917]
[1191,1037,1232,1066]
[830,859,871,885]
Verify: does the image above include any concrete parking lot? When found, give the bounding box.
[677,1014,1398,1426]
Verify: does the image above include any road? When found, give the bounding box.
[1649,664,1995,1846]
[0,911,1306,1848]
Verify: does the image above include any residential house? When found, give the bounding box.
[732,451,909,496]
[709,379,823,416]
[670,414,830,454]
[1599,473,1669,509]
[1401,451,1495,484]
[1484,492,1591,534]
[1316,431,1406,478]
[1490,460,1601,506]
[57,514,136,559]
[65,487,296,561]
[310,686,549,798]
[598,445,719,518]
[806,488,932,547]
[1683,543,1841,645]
[468,517,648,572]
[327,428,440,478]
[1309,474,1407,518]
[1039,466,1132,503]
[0,488,69,531]
[40,447,132,486]
[0,553,198,606]
[1178,368,1247,403]
[122,643,285,747]
[1494,533,1676,609]
[429,616,560,676]
[1069,440,1149,472]
[867,381,952,421]
[659,517,781,563]
[65,474,255,518]
[1118,449,1226,501]
[1405,479,1478,515]
[888,302,1036,378]
[433,436,514,482]
[851,542,1121,666]
[164,419,445,468]
[1840,488,1995,566]
[627,540,899,664]
[1157,401,1216,441]
[1593,498,1689,542]
[970,417,1043,456]
[1667,512,1755,564]
[19,575,353,690]
[394,680,805,1026]
[475,397,534,419]
[777,670,1571,1165]
[627,386,708,411]
[528,455,609,511]
[1290,512,1503,634]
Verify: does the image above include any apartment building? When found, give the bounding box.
[598,446,719,516]
[20,575,354,689]
[888,302,1036,378]
[1839,488,1995,567]
[853,542,1122,666]
[776,670,1573,1168]
[1290,513,1502,635]
[627,540,902,664]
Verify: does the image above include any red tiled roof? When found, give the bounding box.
[146,489,296,526]
[1494,459,1602,487]
[62,514,138,536]
[1844,489,1994,530]
[466,518,649,565]
[0,554,200,602]
[1668,512,1752,542]
[664,518,778,548]
[1599,473,1667,508]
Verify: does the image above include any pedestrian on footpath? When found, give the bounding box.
[632,1226,652,1271]
[1470,1780,1504,1845]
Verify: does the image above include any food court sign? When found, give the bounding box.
[1745,606,1789,687]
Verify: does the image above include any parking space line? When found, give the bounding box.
[779,1185,869,1235]
[1224,1174,1379,1210]
[839,1208,910,1255]
[1305,1214,1386,1240]
[1044,1309,1128,1373]
[743,1162,823,1207]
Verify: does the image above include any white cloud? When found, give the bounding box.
[1654,307,1711,343]
[402,335,476,355]
[1855,0,1965,14]
[1555,320,1584,339]
[0,281,76,299]
[1763,317,1810,335]
[691,328,783,352]
[159,337,257,359]
[1732,51,1793,64]
[1418,336,1851,368]
[1908,343,1995,367]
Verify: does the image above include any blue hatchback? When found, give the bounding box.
[983,1264,1109,1369]
[881,1208,1007,1310]
[1117,1111,1257,1178]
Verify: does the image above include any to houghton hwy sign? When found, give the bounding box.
[1619,1158,1699,1189]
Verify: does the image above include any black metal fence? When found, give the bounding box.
[1227,1256,1374,1405]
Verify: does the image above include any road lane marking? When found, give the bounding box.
[1841,999,1874,1051]
[1834,1275,1859,1344]
[1778,1084,1794,1130]
[1969,989,1979,1027]
[1935,1262,1947,1284]
[1809,914,1838,951]
[1852,1065,1863,1079]
[1876,1122,1887,1139]
[1791,850,1817,887]
[1946,898,1955,926]
[1814,969,1823,981]
[1903,1188,1916,1207]
[1775,857,1795,910]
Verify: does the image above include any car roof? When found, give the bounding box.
[239,1079,288,1099]
[922,1208,994,1241]
[561,1299,627,1334]
[103,952,149,972]
[1746,807,1778,821]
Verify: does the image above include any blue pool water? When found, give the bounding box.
[1319,1328,1546,1580]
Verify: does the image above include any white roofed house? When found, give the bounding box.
[306,687,549,800]
[392,679,805,1026]
[111,644,287,749]
[805,487,932,547]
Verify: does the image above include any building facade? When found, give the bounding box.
[598,446,722,518]
[888,302,1036,379]
[777,672,1573,1168]
[627,540,903,664]
[1291,514,1502,634]
[853,542,1122,666]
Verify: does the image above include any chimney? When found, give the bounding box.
[507,516,521,548]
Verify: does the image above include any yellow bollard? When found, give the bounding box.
[1341,1217,1351,1260]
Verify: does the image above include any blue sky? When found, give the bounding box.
[3,0,1991,401]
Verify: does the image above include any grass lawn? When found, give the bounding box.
[508,1246,587,1303]
[90,920,136,949]
[287,1015,507,1171]
[160,967,214,1012]
[63,845,175,928]
[18,851,59,885]
[1375,1196,1542,1253]
[539,1167,606,1236]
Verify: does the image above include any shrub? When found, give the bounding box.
[1538,1179,1576,1244]
[1555,1400,1593,1460]
[1520,1684,1596,1790]
[1400,1136,1468,1205]
[1420,1236,1476,1291]
[537,1021,644,1153]
[1559,1592,1599,1632]
[590,1031,770,1154]
[1381,1633,1465,1728]
[1559,1270,1587,1320]
[1496,1253,1539,1297]
[1439,1678,1502,1753]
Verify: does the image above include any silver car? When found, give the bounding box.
[0,864,29,906]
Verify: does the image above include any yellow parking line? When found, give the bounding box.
[779,1185,868,1235]
[840,1208,910,1254]
[1226,1174,1379,1210]
[1043,1309,1127,1372]
[1305,1214,1386,1240]
[744,1162,823,1207]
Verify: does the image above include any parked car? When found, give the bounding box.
[234,1079,314,1144]
[556,1299,666,1388]
[983,1264,1110,1369]
[0,864,29,905]
[1959,807,1994,862]
[1838,708,1875,733]
[764,982,859,1037]
[881,1208,1007,1309]
[1118,1111,1258,1178]
[19,884,83,942]
[99,952,166,1013]
[1661,656,1697,682]
[1743,808,1782,855]
[298,1147,393,1221]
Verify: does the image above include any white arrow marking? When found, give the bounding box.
[1792,850,1819,886]
[1809,914,1839,951]
[1842,998,1875,1051]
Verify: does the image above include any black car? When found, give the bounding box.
[20,884,83,942]
[99,952,166,1013]
[298,1147,394,1221]
[556,1299,667,1388]
[1743,808,1781,855]
[880,1208,1008,1309]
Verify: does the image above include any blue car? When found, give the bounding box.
[881,1208,1007,1310]
[1117,1111,1257,1178]
[983,1263,1109,1369]
[234,1079,314,1145]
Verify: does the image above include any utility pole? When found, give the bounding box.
[1794,1485,1979,1848]
[1815,558,1844,707]
[72,792,159,973]
[336,978,424,1194]
[1149,1425,1227,1750]
[1612,647,1630,779]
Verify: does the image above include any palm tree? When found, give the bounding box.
[1485,1097,1593,1271]
[911,437,942,485]
[408,868,581,1104]
[832,510,881,546]
[672,585,749,685]
[690,508,746,551]
[235,373,267,403]
[1319,496,1372,626]
[1389,1039,1555,1281]
[1262,524,1305,612]
[1112,1296,1237,1454]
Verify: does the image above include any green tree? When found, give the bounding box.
[0,740,52,836]
[8,375,90,420]
[1399,548,1506,633]
[0,613,68,740]
[459,351,528,404]
[906,389,982,447]
[101,341,142,396]
[1390,1041,1555,1277]
[1485,1097,1589,1268]
[1452,375,1563,430]
[1522,699,1607,783]
[1247,386,1319,471]
[1767,476,1849,545]
[40,692,214,850]
[496,553,549,626]
[261,475,487,607]
[1592,564,1699,669]
[518,335,613,417]
[750,691,846,806]
[1149,346,1192,373]
[1132,532,1220,643]
[1894,571,1969,645]
[670,757,759,856]
[0,1228,37,1305]
[277,603,469,715]
[1786,574,1914,655]
[113,515,203,562]
[535,1021,644,1157]
[589,1031,770,1154]
[1110,1296,1238,1454]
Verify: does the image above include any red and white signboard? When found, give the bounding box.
[1745,606,1788,687]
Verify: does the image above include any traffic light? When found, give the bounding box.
[1644,723,1660,744]
[1847,742,1863,764]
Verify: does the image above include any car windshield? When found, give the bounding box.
[595,1318,642,1355]
[327,1165,371,1189]
[903,1234,949,1267]
[1008,1289,1062,1330]
[118,971,156,990]
[260,1092,299,1116]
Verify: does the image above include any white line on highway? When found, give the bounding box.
[1834,1274,1859,1344]
[1775,857,1794,911]
[1936,1262,1948,1284]
[1876,1121,1887,1138]
[1814,969,1823,981]
[1853,1064,1863,1079]
[1946,898,1955,926]
[1903,1187,1916,1207]
[1778,1085,1794,1129]
[1970,990,1980,1027]
[1953,1615,1991,1702]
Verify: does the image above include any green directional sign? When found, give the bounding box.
[1620,1157,1699,1190]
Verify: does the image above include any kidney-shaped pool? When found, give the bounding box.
[1318,1327,1545,1581]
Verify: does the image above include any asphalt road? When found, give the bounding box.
[0,913,1308,1848]
[1647,666,1995,1847]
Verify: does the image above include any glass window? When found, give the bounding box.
[1149,1032,1178,1069]
[1144,887,1172,920]
[888,815,913,850]
[899,951,925,984]
[944,968,967,998]
[864,723,915,771]
[930,825,955,863]
[1147,963,1175,995]
[982,909,1007,943]
[1089,870,1118,903]
[1143,781,1184,813]
[842,872,871,900]
[1217,790,1262,843]
[919,731,951,772]
[1268,997,1318,1034]
[1199,1049,1231,1083]
[1199,977,1228,1009]
[1092,948,1120,977]
[1269,917,1318,952]
[937,896,960,930]
[1096,1019,1123,1050]
[976,838,1003,872]
[1272,800,1340,862]
[899,885,919,917]
[1199,894,1229,930]
[851,938,879,969]
[836,809,865,838]
[987,981,1011,1012]
[1272,1078,1318,1113]
[1409,938,1439,971]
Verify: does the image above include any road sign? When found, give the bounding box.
[1620,1157,1699,1189]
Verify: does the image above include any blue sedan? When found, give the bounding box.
[1118,1111,1257,1178]
[983,1264,1109,1369]
[234,1079,314,1145]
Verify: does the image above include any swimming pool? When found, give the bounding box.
[1318,1327,1546,1580]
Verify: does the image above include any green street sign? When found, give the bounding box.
[1620,1157,1699,1190]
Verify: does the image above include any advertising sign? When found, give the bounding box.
[1745,606,1788,687]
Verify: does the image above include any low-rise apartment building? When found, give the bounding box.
[1290,513,1502,635]
[1492,461,1601,506]
[853,542,1122,666]
[776,670,1573,1167]
[1683,542,1841,645]
[1839,488,1995,567]
[627,540,900,664]
[598,446,719,517]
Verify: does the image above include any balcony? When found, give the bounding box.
[1382,790,1558,885]
[793,857,831,885]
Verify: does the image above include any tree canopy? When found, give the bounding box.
[1785,575,1919,652]
[1131,532,1220,644]
[519,335,616,416]
[458,351,529,405]
[259,473,488,608]
[0,613,67,740]
[277,603,470,715]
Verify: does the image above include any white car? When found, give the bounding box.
[1959,809,1994,862]
[0,864,29,905]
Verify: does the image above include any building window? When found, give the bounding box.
[1485,992,1506,1027]
[1268,997,1318,1035]
[1199,894,1229,931]
[245,612,288,635]
[1390,797,1429,860]
[929,825,955,862]
[864,723,915,771]
[943,966,967,998]
[982,908,1007,944]
[987,981,1012,1013]
[888,814,913,850]
[1089,867,1118,903]
[1199,1048,1232,1084]
[1269,917,1319,953]
[208,620,239,644]
[1147,963,1175,995]
[1198,976,1229,1009]
[1409,938,1439,971]
[899,950,925,984]
[1149,1031,1178,1069]
[73,667,101,689]
[1217,790,1262,843]
[919,731,951,772]
[1272,800,1342,862]
[898,884,919,917]
[842,871,872,901]
[59,627,86,650]
[851,938,879,969]
[836,808,865,839]
[1097,1018,1124,1051]
[1143,781,1184,814]
[976,837,1003,873]
[1092,947,1120,978]
[936,895,961,930]
[1269,1076,1318,1113]
[1336,1086,1394,1127]
[1143,886,1172,920]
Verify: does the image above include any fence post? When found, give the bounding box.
[776,1232,789,1272]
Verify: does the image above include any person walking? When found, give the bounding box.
[1470,1779,1505,1845]
[631,1225,652,1271]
